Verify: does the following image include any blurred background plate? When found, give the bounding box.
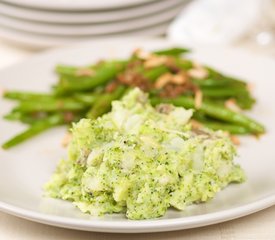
[0,0,185,24]
[0,0,190,48]
[1,0,158,11]
[0,22,170,49]
[0,6,183,36]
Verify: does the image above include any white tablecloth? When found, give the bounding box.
[1,40,275,240]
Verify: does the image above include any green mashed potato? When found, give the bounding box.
[45,88,245,220]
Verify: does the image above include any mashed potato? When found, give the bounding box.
[45,88,245,220]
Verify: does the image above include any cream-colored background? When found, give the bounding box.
[1,40,275,240]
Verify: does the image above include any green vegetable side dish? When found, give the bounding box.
[45,89,245,220]
[1,47,265,149]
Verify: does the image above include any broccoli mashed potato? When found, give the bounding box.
[45,88,245,220]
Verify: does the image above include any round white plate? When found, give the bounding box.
[0,23,169,49]
[0,38,275,233]
[0,6,181,36]
[0,0,186,24]
[1,0,157,11]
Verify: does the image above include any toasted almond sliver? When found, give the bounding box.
[144,56,168,68]
[171,72,188,85]
[230,135,240,145]
[225,99,242,112]
[247,83,254,92]
[190,119,203,130]
[0,87,5,97]
[154,73,173,89]
[192,61,203,69]
[134,48,152,60]
[194,89,203,109]
[187,65,208,79]
[61,133,72,147]
[133,48,141,55]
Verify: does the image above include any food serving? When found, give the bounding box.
[45,88,245,220]
[1,47,264,149]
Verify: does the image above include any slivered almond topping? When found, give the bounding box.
[188,62,208,79]
[188,67,208,79]
[194,89,203,109]
[225,99,241,112]
[76,68,95,77]
[0,87,5,97]
[171,72,188,85]
[223,131,230,137]
[190,119,203,130]
[230,135,240,145]
[155,73,173,89]
[61,133,72,147]
[144,56,168,68]
[192,61,203,68]
[247,83,254,91]
[133,48,152,60]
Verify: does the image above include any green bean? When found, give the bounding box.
[4,111,47,124]
[72,92,100,105]
[143,66,169,82]
[55,61,127,94]
[55,65,80,76]
[192,112,251,134]
[196,120,251,134]
[192,78,234,87]
[207,67,247,87]
[86,86,126,119]
[235,95,255,110]
[55,65,98,77]
[154,47,190,56]
[151,96,265,134]
[15,98,87,113]
[203,92,255,110]
[174,58,194,70]
[1,46,266,149]
[4,111,23,121]
[3,91,53,101]
[201,88,249,98]
[2,114,64,149]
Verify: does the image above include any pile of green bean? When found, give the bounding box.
[2,47,265,149]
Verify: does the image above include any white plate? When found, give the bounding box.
[0,23,169,49]
[0,0,186,24]
[0,38,275,233]
[1,0,157,11]
[0,6,181,36]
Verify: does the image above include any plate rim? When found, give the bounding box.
[1,0,159,11]
[0,6,181,36]
[0,194,274,233]
[0,24,170,49]
[0,0,185,24]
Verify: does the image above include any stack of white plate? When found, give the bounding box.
[0,0,189,49]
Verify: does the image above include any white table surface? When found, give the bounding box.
[1,39,275,240]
